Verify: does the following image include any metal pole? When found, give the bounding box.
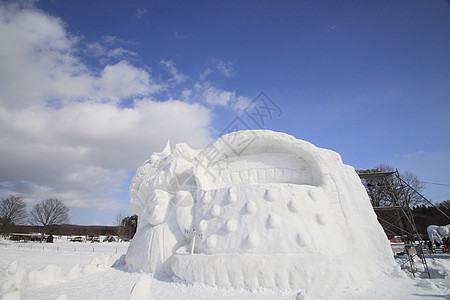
[191,230,197,255]
[396,171,450,221]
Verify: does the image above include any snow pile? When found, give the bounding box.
[0,255,113,299]
[125,130,398,298]
[28,264,63,287]
[1,261,26,300]
[81,256,110,274]
[445,274,450,289]
[65,264,82,279]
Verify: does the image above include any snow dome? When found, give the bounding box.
[125,130,397,297]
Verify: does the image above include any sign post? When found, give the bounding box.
[184,228,203,255]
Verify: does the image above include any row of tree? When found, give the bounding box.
[0,195,69,241]
[412,201,450,234]
[115,213,138,241]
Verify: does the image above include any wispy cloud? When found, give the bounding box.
[101,35,136,46]
[107,47,138,59]
[211,58,234,78]
[327,24,337,31]
[404,150,424,160]
[160,59,188,85]
[199,67,213,81]
[136,8,147,18]
[173,31,191,40]
[85,37,139,66]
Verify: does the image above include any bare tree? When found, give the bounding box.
[0,195,27,235]
[400,170,425,206]
[115,211,125,239]
[361,164,425,207]
[29,199,69,242]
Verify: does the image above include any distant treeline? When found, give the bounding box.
[412,202,450,235]
[6,224,118,237]
[5,205,449,239]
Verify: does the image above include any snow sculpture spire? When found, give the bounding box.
[162,139,171,155]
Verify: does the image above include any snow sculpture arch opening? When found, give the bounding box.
[125,130,397,297]
[195,133,324,190]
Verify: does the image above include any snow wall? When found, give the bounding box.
[125,130,397,297]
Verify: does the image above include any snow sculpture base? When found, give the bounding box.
[126,130,397,298]
[171,251,360,294]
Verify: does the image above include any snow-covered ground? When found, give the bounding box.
[1,238,450,299]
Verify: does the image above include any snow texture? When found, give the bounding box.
[125,130,398,297]
[28,264,63,287]
[1,238,450,299]
[129,273,153,300]
[1,261,26,299]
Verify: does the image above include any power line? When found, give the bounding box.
[422,181,450,187]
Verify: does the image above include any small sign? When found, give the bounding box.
[184,229,203,239]
[184,228,203,255]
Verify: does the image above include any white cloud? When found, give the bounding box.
[199,67,213,81]
[101,35,135,46]
[0,4,212,217]
[86,39,139,66]
[136,8,147,18]
[194,81,249,111]
[181,88,192,99]
[404,150,424,160]
[202,85,236,107]
[212,59,234,78]
[327,24,337,31]
[107,47,139,59]
[94,61,160,102]
[199,59,234,82]
[234,95,252,111]
[0,6,163,110]
[160,59,188,85]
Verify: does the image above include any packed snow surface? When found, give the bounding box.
[125,130,399,298]
[2,238,450,299]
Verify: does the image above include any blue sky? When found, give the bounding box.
[0,1,449,225]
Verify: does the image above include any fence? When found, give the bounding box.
[0,241,127,255]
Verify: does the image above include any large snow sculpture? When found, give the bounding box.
[125,130,397,297]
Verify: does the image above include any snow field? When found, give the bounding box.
[1,239,450,299]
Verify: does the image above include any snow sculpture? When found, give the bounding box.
[125,141,200,273]
[427,224,450,244]
[126,130,397,297]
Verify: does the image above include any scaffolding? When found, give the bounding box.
[356,168,431,278]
